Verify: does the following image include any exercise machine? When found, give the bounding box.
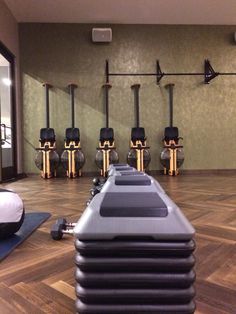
[35,83,59,179]
[160,84,184,176]
[127,84,151,171]
[95,83,118,177]
[61,84,85,178]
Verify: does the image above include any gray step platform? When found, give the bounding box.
[76,284,196,304]
[106,165,165,193]
[73,192,195,240]
[74,172,196,313]
[108,166,137,177]
[75,254,195,272]
[101,174,165,194]
[75,269,196,289]
[75,239,196,257]
[76,300,196,314]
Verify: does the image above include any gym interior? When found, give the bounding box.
[0,1,236,313]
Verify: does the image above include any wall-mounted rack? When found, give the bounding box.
[105,59,236,84]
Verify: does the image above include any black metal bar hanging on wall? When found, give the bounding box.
[131,84,141,128]
[43,83,52,128]
[105,59,236,85]
[105,60,109,84]
[102,83,112,128]
[165,83,175,128]
[68,83,77,128]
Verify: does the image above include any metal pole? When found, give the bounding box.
[68,84,78,128]
[105,60,109,84]
[43,83,52,128]
[131,84,141,128]
[102,83,112,128]
[165,83,175,128]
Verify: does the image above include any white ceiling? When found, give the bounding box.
[3,0,236,25]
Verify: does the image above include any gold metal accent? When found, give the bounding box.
[163,139,180,176]
[99,140,115,177]
[130,140,147,172]
[39,141,56,179]
[64,140,81,178]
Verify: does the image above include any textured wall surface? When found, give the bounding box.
[19,23,236,173]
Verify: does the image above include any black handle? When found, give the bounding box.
[68,83,78,128]
[165,83,175,128]
[43,83,52,128]
[131,84,141,128]
[102,83,112,128]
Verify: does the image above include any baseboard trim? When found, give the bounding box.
[25,169,236,178]
[16,172,28,179]
[148,169,236,176]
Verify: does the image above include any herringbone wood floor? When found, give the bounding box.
[0,174,236,314]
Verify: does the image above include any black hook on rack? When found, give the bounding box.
[156,60,164,84]
[204,60,219,84]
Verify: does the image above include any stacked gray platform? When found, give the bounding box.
[74,167,196,313]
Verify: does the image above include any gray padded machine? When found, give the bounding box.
[74,165,196,313]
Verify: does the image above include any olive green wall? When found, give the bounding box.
[19,23,236,173]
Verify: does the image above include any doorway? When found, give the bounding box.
[0,42,16,182]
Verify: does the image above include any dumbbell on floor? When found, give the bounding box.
[50,218,76,240]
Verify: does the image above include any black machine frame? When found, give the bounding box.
[128,84,150,172]
[35,83,58,179]
[96,83,118,177]
[62,83,85,178]
[161,84,184,176]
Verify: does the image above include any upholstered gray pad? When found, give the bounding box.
[108,166,136,176]
[100,192,168,217]
[113,166,134,171]
[115,175,151,186]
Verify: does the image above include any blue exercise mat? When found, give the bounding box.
[0,212,51,261]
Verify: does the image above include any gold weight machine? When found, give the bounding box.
[95,83,119,177]
[160,84,184,176]
[61,84,85,178]
[35,83,59,179]
[127,84,151,172]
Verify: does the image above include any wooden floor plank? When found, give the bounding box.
[0,174,236,313]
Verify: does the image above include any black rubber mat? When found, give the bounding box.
[76,300,196,314]
[75,254,195,272]
[76,284,195,304]
[75,269,196,288]
[75,239,196,257]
